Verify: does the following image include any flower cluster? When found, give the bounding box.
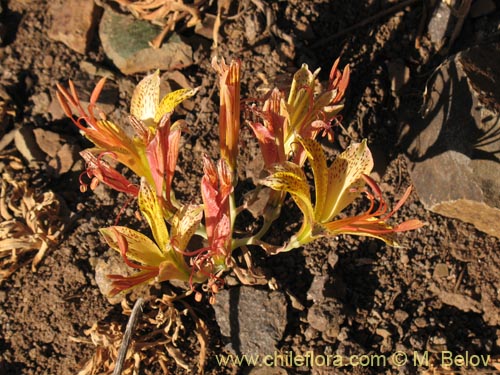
[57,57,422,300]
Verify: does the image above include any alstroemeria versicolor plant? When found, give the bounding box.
[57,57,423,300]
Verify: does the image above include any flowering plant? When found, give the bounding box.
[57,57,422,301]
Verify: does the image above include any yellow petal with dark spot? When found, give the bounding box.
[138,179,170,251]
[171,204,203,251]
[100,226,165,266]
[154,88,198,123]
[322,140,374,222]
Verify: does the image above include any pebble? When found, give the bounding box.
[212,286,287,357]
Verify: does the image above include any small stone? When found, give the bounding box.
[303,327,318,341]
[99,8,193,75]
[53,143,80,175]
[429,283,482,313]
[95,254,150,304]
[47,0,99,54]
[31,92,51,116]
[394,309,409,323]
[14,126,45,162]
[414,317,427,329]
[212,286,287,357]
[194,13,216,40]
[307,275,328,303]
[400,252,410,265]
[376,327,391,339]
[327,251,339,269]
[337,327,349,342]
[42,55,54,68]
[32,129,80,175]
[33,128,62,157]
[433,263,449,279]
[0,130,15,153]
[307,298,345,343]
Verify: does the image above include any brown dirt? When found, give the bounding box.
[1,0,500,374]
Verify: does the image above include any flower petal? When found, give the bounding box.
[157,259,191,283]
[171,204,203,251]
[107,269,159,296]
[145,114,181,214]
[322,140,374,222]
[155,88,199,123]
[100,226,165,266]
[80,150,139,196]
[138,179,170,251]
[323,215,423,247]
[297,137,328,220]
[262,162,314,227]
[131,71,160,123]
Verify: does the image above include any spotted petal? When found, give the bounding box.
[131,71,160,123]
[322,140,373,222]
[138,179,169,252]
[100,226,164,266]
[262,162,314,228]
[171,204,203,251]
[297,137,328,220]
[155,87,199,123]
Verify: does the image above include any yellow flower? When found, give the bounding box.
[262,137,423,251]
[100,179,203,296]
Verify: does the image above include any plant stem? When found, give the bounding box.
[113,297,144,375]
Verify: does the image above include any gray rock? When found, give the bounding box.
[99,8,193,75]
[47,0,100,54]
[212,286,287,357]
[405,43,500,239]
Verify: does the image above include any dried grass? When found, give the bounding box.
[0,172,67,279]
[75,294,208,375]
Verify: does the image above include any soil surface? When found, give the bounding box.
[1,1,500,374]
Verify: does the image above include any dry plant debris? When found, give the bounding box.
[75,294,208,374]
[0,171,66,279]
[111,0,205,48]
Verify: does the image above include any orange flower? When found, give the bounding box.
[79,149,139,196]
[57,72,197,206]
[212,57,241,172]
[248,88,286,169]
[197,156,233,274]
